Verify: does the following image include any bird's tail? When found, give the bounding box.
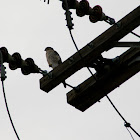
[62,81,67,88]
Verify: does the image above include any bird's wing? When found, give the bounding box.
[54,51,62,64]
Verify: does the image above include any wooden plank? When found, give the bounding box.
[40,6,140,93]
[67,48,140,111]
[114,42,140,47]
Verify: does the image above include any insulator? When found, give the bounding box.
[26,58,39,73]
[9,53,22,70]
[76,0,90,17]
[0,47,9,62]
[21,58,31,75]
[12,53,22,66]
[62,0,78,10]
[21,66,30,75]
[89,5,105,23]
[0,64,7,81]
[25,58,35,66]
[65,10,74,30]
[21,58,39,75]
[0,47,40,75]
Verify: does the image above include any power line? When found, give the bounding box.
[65,6,140,139]
[69,27,140,138]
[69,29,95,78]
[106,95,140,138]
[131,31,140,38]
[0,50,20,139]
[69,30,81,56]
[60,2,140,139]
[106,95,127,122]
[1,80,20,140]
[69,27,140,139]
[126,127,135,140]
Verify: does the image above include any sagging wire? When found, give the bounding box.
[1,81,20,140]
[69,30,95,77]
[62,1,140,139]
[106,95,140,138]
[69,30,81,56]
[70,21,140,138]
[0,51,20,140]
[126,127,135,140]
[69,26,140,139]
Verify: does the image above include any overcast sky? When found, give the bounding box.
[0,0,140,140]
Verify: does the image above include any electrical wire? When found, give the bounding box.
[131,32,140,38]
[1,80,20,140]
[69,30,95,77]
[106,95,140,138]
[69,30,81,56]
[64,2,140,139]
[126,127,135,140]
[106,15,140,39]
[68,22,140,140]
[69,28,140,139]
[68,20,140,140]
[106,95,127,122]
[69,26,140,139]
[108,15,140,39]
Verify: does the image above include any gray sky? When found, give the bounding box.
[0,0,140,140]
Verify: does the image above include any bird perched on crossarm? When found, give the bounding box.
[44,47,66,88]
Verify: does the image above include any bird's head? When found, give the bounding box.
[44,47,53,52]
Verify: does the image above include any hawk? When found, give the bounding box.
[45,47,66,88]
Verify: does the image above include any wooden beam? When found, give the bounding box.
[114,42,140,48]
[40,6,140,93]
[67,48,140,111]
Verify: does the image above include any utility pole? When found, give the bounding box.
[67,47,140,111]
[40,6,140,111]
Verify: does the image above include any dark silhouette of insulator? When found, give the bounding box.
[65,10,74,30]
[76,0,90,17]
[0,47,40,75]
[0,47,9,62]
[89,5,106,23]
[12,53,22,67]
[9,53,22,70]
[0,47,18,69]
[0,50,7,81]
[21,58,39,75]
[62,0,79,10]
